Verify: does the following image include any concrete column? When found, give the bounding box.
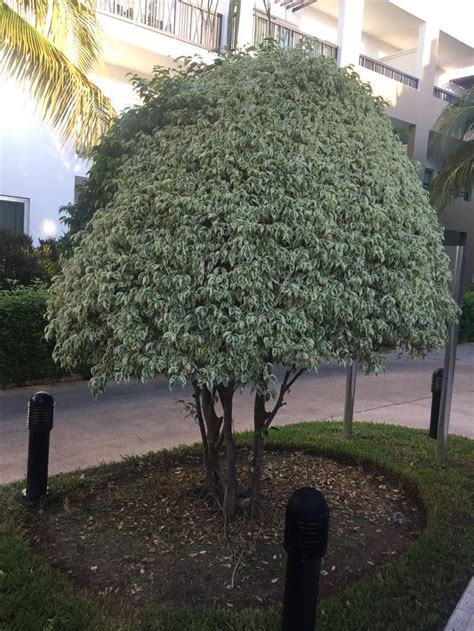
[416,21,440,93]
[236,1,256,48]
[218,0,231,49]
[337,0,365,68]
[412,21,440,165]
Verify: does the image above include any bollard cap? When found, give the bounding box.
[284,487,329,560]
[30,391,55,407]
[431,368,444,393]
[27,391,55,432]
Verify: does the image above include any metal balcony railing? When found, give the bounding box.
[359,55,419,89]
[253,11,338,59]
[97,0,222,50]
[433,86,458,103]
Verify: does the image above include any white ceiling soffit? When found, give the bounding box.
[310,0,473,52]
[364,0,421,51]
[438,32,474,71]
[389,0,474,48]
[308,0,421,51]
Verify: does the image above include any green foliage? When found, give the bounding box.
[0,284,64,387]
[459,290,474,341]
[1,423,473,629]
[0,230,61,289]
[429,87,474,211]
[58,65,192,253]
[36,238,61,281]
[58,106,142,253]
[0,233,65,386]
[0,230,45,289]
[48,46,457,396]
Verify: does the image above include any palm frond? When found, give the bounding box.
[430,140,474,211]
[6,0,103,73]
[432,87,474,156]
[0,1,115,151]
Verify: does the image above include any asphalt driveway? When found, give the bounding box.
[1,345,472,484]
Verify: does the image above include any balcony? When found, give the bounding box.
[96,0,222,50]
[253,10,338,59]
[359,55,419,89]
[433,86,458,103]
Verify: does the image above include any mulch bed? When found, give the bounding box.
[21,449,423,618]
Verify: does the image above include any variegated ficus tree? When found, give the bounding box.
[47,44,457,519]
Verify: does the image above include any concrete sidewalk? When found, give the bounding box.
[1,345,472,484]
[445,577,474,631]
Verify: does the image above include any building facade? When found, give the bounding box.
[1,0,473,285]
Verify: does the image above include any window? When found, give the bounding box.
[456,191,471,202]
[423,168,434,190]
[0,196,29,234]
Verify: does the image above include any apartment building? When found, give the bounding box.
[1,0,473,284]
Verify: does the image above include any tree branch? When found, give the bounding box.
[264,368,305,429]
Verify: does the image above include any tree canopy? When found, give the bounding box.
[58,67,186,253]
[47,45,457,516]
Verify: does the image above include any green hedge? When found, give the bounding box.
[0,284,64,387]
[459,290,474,342]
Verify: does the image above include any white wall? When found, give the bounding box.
[91,65,142,111]
[0,80,88,241]
[97,12,219,72]
[280,5,338,44]
[0,70,137,242]
[378,48,418,75]
[360,33,399,59]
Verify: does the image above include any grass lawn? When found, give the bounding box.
[0,421,473,630]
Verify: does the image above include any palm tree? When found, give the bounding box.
[0,0,115,151]
[429,87,474,212]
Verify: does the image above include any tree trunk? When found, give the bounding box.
[218,384,236,520]
[248,370,304,514]
[250,392,267,515]
[201,386,222,488]
[193,384,219,496]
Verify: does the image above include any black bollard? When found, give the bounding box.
[16,391,58,507]
[282,487,330,631]
[429,368,444,439]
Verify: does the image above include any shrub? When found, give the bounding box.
[0,231,61,289]
[36,238,61,282]
[459,290,474,341]
[0,284,63,387]
[0,230,45,289]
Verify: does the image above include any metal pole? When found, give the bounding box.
[282,487,329,631]
[437,242,465,464]
[343,361,357,438]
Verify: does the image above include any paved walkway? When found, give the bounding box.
[445,577,474,631]
[1,345,472,484]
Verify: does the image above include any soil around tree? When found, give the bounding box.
[20,448,423,621]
